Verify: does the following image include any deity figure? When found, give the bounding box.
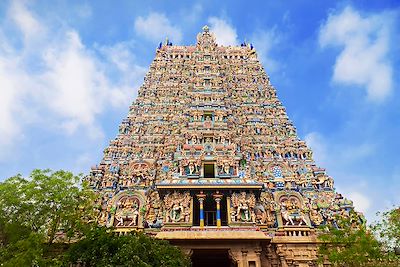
[97,195,111,226]
[164,191,191,223]
[223,162,230,175]
[144,191,163,228]
[230,192,256,223]
[114,196,140,227]
[279,197,309,226]
[217,159,235,176]
[188,162,195,175]
[312,175,333,189]
[128,161,150,186]
[254,192,276,225]
[309,208,324,226]
[182,159,200,176]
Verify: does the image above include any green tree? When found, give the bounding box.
[0,169,96,266]
[373,207,400,254]
[318,209,400,267]
[64,227,191,267]
[0,169,191,267]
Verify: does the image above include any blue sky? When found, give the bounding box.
[0,0,399,222]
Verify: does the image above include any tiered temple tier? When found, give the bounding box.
[87,27,359,239]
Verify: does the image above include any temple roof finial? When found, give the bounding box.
[202,25,209,33]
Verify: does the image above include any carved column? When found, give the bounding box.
[229,249,243,267]
[242,250,248,267]
[196,191,206,228]
[255,249,262,267]
[213,191,223,228]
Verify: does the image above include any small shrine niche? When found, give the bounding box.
[277,194,309,227]
[113,195,142,228]
[180,158,201,178]
[217,159,237,178]
[164,191,192,225]
[229,192,256,224]
[204,111,213,122]
[254,192,277,227]
[203,135,213,144]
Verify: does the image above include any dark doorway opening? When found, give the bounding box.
[193,195,228,226]
[204,196,216,226]
[191,249,236,267]
[204,164,215,178]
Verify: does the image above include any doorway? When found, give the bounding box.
[191,249,237,267]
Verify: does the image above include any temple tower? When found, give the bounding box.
[87,26,360,267]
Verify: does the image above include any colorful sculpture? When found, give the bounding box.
[86,26,357,235]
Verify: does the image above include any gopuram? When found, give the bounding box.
[86,26,361,267]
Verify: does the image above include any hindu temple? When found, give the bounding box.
[86,26,360,267]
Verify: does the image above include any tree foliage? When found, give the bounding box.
[0,169,190,267]
[0,169,96,266]
[64,227,191,267]
[318,209,400,267]
[373,207,400,252]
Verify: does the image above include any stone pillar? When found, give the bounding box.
[242,250,248,267]
[255,250,262,267]
[196,191,206,228]
[229,249,243,267]
[213,191,223,228]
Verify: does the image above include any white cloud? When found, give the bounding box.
[99,42,136,72]
[9,0,45,42]
[39,31,107,132]
[0,57,23,150]
[0,1,145,160]
[347,191,371,213]
[319,6,394,102]
[73,152,96,174]
[134,13,182,44]
[97,41,147,106]
[208,17,238,46]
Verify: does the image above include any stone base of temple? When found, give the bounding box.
[151,227,320,267]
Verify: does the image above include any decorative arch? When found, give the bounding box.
[110,191,146,228]
[274,191,310,227]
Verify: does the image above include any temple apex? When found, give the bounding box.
[202,25,209,33]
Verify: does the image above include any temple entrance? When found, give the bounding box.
[191,249,236,267]
[193,194,228,226]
